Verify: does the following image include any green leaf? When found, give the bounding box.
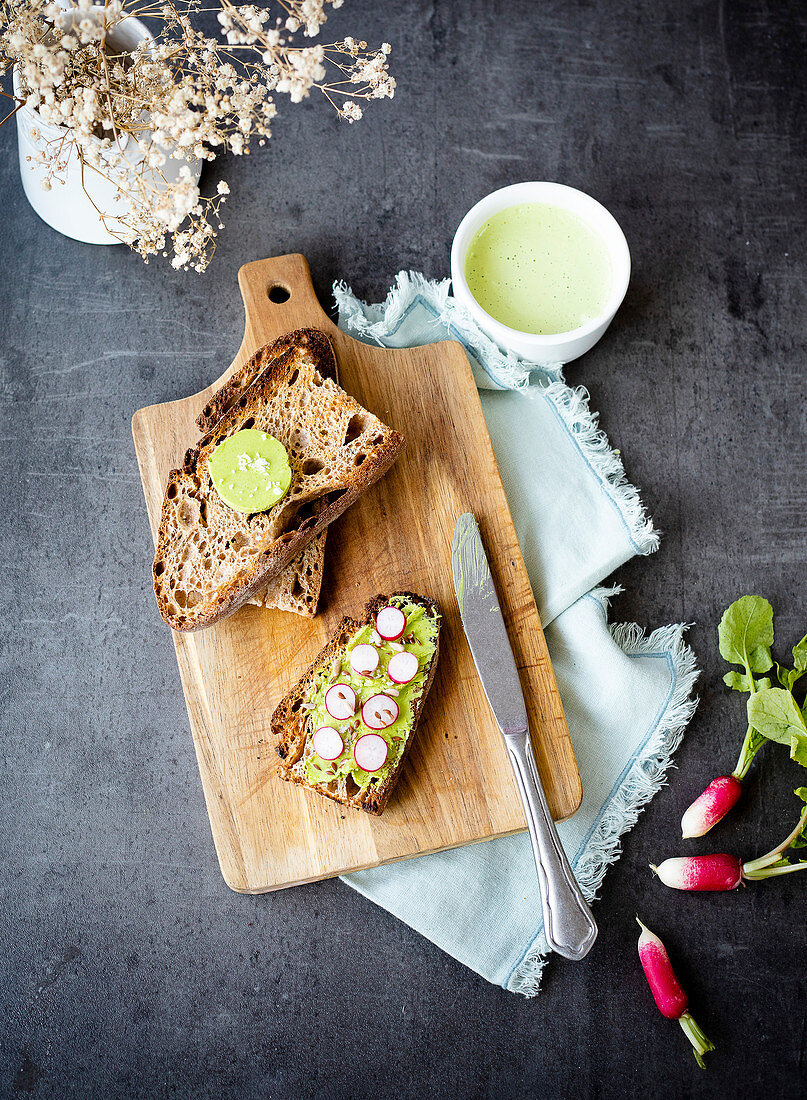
[724,671,751,692]
[793,635,807,671]
[776,663,795,689]
[725,671,772,693]
[718,596,774,673]
[748,645,774,674]
[790,790,807,848]
[777,662,807,691]
[747,688,807,765]
[747,688,804,744]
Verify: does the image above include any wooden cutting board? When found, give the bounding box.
[132,254,582,893]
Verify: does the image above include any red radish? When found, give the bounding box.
[312,726,344,761]
[349,643,379,676]
[681,775,743,838]
[325,683,356,721]
[636,918,715,1068]
[387,650,419,684]
[353,733,389,772]
[657,798,807,889]
[637,919,688,1018]
[374,605,406,641]
[651,854,743,891]
[362,694,399,730]
[655,798,807,889]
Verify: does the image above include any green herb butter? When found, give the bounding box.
[303,597,438,794]
[208,429,291,514]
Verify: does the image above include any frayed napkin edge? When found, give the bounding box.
[508,605,700,996]
[334,273,659,559]
[333,270,564,390]
[538,382,660,558]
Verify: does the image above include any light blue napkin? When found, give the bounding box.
[334,274,699,995]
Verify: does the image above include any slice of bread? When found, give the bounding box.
[198,331,335,620]
[153,335,405,631]
[196,328,336,435]
[273,593,441,815]
[246,532,326,617]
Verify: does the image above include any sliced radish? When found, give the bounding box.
[312,726,344,761]
[325,683,356,721]
[353,733,389,772]
[387,650,419,684]
[349,643,379,676]
[362,694,399,730]
[374,605,406,641]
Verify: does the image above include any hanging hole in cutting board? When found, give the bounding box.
[268,284,291,303]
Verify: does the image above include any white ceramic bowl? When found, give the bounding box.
[450,182,631,365]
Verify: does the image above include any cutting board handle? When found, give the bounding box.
[236,255,338,366]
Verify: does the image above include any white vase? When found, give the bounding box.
[13,6,202,246]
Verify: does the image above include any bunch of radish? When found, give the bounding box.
[678,596,807,838]
[653,789,807,890]
[637,595,807,1068]
[656,597,807,891]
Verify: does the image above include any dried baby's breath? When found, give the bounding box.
[0,0,394,270]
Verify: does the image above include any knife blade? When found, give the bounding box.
[451,513,529,737]
[451,512,597,961]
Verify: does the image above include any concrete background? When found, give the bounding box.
[1,0,806,1096]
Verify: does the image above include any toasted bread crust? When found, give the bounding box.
[272,592,441,815]
[153,333,405,631]
[196,329,337,435]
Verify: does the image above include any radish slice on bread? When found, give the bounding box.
[374,605,406,641]
[353,733,389,772]
[325,683,356,721]
[349,643,379,676]
[312,726,344,761]
[387,650,419,684]
[362,694,399,730]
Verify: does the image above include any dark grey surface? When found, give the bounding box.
[1,0,806,1096]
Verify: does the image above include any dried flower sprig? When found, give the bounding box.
[0,0,394,270]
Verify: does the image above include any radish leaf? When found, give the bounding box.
[747,688,807,765]
[790,789,807,849]
[724,672,771,693]
[776,635,807,689]
[719,596,774,672]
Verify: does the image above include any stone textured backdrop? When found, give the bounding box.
[1,1,805,1096]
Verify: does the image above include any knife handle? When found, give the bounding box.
[505,731,598,961]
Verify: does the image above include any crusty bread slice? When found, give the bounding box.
[153,337,405,631]
[246,532,326,617]
[198,331,336,620]
[196,328,336,435]
[273,593,441,815]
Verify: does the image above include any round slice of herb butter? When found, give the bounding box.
[208,429,291,513]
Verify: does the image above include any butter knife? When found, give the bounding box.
[451,512,597,961]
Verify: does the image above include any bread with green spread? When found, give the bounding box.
[152,336,405,631]
[196,330,333,619]
[273,593,441,815]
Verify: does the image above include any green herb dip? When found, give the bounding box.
[464,202,613,335]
